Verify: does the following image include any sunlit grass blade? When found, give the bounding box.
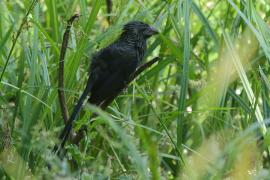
[46,0,59,41]
[177,0,192,149]
[1,81,52,110]
[0,25,13,54]
[191,2,219,49]
[66,0,102,88]
[223,31,267,135]
[228,0,270,62]
[259,66,270,91]
[31,19,60,56]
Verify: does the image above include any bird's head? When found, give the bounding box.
[121,21,159,40]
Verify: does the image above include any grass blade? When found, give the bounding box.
[177,0,192,149]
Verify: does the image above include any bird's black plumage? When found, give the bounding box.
[58,21,158,150]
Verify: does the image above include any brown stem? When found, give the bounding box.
[58,14,80,124]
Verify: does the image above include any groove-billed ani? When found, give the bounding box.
[58,21,158,150]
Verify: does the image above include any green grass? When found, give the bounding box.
[1,0,270,179]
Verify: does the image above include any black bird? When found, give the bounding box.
[58,21,158,151]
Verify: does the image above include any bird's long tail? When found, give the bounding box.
[54,76,94,153]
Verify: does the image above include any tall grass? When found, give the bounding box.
[0,0,270,179]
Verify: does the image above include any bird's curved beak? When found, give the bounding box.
[148,26,159,35]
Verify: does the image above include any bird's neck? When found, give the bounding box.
[119,33,147,61]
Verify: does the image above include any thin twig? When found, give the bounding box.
[58,14,80,124]
[0,0,38,82]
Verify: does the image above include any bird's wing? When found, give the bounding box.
[88,45,138,105]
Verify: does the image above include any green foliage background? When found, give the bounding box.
[0,0,270,179]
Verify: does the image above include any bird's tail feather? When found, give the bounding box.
[57,76,94,152]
